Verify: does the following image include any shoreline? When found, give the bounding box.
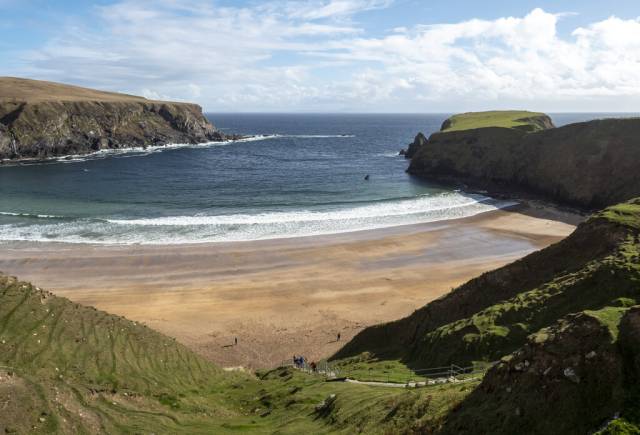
[0,134,260,165]
[0,133,357,166]
[0,200,577,248]
[0,203,581,369]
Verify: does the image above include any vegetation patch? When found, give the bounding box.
[439,110,551,132]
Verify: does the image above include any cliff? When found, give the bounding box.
[0,77,234,160]
[407,112,640,209]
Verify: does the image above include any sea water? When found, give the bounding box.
[0,113,630,245]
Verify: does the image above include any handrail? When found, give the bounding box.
[282,358,495,387]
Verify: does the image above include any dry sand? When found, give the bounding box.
[0,204,581,369]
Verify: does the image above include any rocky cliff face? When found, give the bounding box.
[0,78,234,160]
[408,116,640,209]
[400,132,428,159]
[440,309,637,435]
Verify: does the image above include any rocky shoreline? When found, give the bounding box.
[0,77,240,161]
[406,113,640,209]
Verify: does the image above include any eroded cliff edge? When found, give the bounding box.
[0,77,235,160]
[407,112,640,209]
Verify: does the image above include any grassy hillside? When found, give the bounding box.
[0,274,247,433]
[0,77,153,103]
[333,198,640,372]
[329,198,640,433]
[439,110,554,133]
[439,306,640,434]
[0,273,477,434]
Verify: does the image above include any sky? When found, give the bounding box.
[1,0,640,112]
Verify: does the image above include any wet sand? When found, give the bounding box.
[0,204,581,369]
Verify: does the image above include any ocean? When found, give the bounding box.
[0,113,633,245]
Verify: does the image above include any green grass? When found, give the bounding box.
[0,274,478,434]
[597,418,640,434]
[440,110,550,132]
[594,198,640,229]
[585,306,629,340]
[332,353,429,383]
[337,198,640,369]
[409,233,640,366]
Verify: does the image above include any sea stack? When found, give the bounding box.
[402,132,428,159]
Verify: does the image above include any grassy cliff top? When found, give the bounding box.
[440,110,553,133]
[593,197,640,229]
[0,77,182,104]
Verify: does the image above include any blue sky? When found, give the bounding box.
[1,0,640,112]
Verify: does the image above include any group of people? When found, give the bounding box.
[293,355,306,368]
[291,332,341,372]
[292,355,317,372]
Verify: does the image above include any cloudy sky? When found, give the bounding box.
[1,0,639,112]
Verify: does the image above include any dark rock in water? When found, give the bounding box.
[403,132,427,159]
[364,174,370,181]
[407,114,640,209]
[0,77,241,161]
[398,149,406,156]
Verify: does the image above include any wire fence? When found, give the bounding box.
[281,359,494,388]
[281,360,341,378]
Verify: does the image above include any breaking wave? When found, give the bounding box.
[0,193,516,245]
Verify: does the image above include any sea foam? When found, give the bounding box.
[0,193,517,245]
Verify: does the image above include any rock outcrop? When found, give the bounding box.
[401,132,428,159]
[0,77,237,160]
[440,309,635,435]
[408,114,640,209]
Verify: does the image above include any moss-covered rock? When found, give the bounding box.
[439,312,626,435]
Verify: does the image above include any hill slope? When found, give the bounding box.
[332,198,640,433]
[0,273,473,434]
[0,273,245,433]
[0,77,233,160]
[439,307,640,434]
[407,113,640,208]
[334,198,640,366]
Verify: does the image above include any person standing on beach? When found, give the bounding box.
[337,332,341,341]
[234,337,238,346]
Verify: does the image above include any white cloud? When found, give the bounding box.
[286,0,393,20]
[7,3,640,111]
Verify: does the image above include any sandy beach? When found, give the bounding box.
[0,204,580,369]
